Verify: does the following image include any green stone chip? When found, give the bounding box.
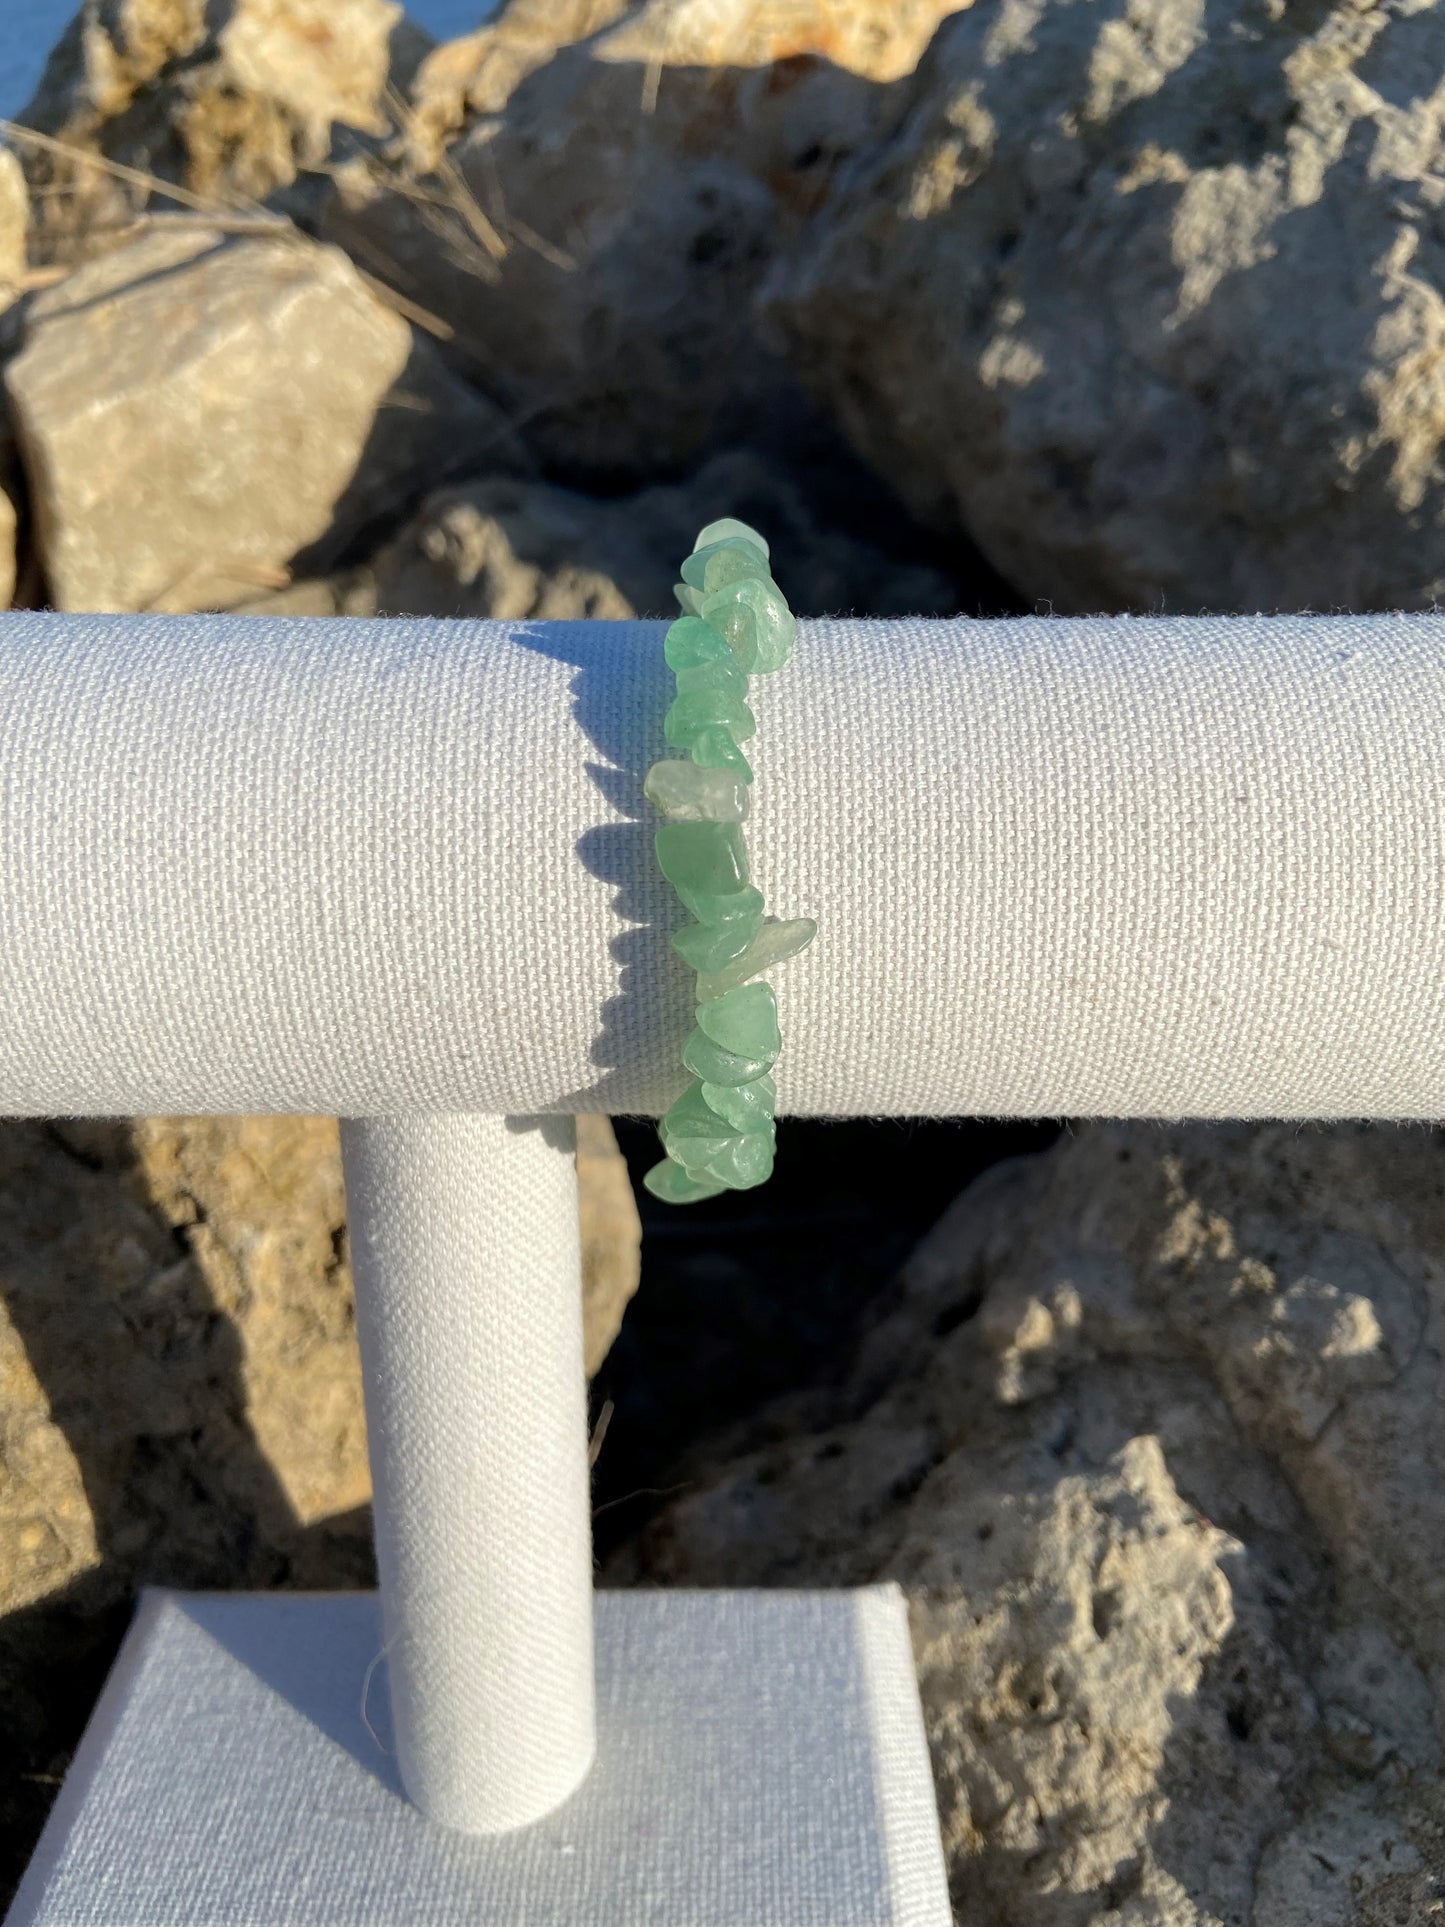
[674,657,748,698]
[643,1156,727,1204]
[650,515,804,1203]
[695,980,780,1061]
[664,689,756,749]
[671,912,763,971]
[664,616,731,669]
[701,577,796,675]
[689,725,753,778]
[681,1027,776,1087]
[654,820,749,897]
[674,882,765,926]
[643,758,750,823]
[680,539,771,597]
[659,1081,739,1167]
[693,517,769,559]
[681,1129,776,1191]
[699,1075,776,1131]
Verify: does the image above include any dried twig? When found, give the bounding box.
[384,82,508,262]
[587,1397,615,1469]
[352,264,455,339]
[0,116,272,223]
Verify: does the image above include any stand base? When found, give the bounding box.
[5,1587,951,1927]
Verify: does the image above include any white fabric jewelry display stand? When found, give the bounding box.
[1,610,1442,1927]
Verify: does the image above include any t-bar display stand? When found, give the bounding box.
[1,609,1442,1926]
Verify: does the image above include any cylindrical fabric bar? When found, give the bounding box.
[338,1111,596,1832]
[1,610,1444,1120]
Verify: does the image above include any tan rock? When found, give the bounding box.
[0,1106,640,1899]
[0,388,22,610]
[0,147,27,311]
[224,566,387,615]
[0,487,15,610]
[404,0,633,164]
[364,447,960,619]
[324,0,971,479]
[0,1113,374,1661]
[576,1113,642,1380]
[3,219,509,612]
[764,0,1445,612]
[608,1118,1445,1923]
[14,0,431,263]
[0,1109,638,1614]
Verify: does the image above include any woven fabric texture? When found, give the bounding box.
[2,611,1440,1121]
[4,1588,952,1927]
[338,1112,594,1832]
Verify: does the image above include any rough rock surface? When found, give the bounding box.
[606,1119,1445,1925]
[14,0,432,263]
[0,383,23,611]
[360,446,962,619]
[403,0,634,160]
[0,484,16,611]
[3,219,510,612]
[0,148,27,309]
[763,0,1445,614]
[324,0,969,479]
[0,1109,637,1906]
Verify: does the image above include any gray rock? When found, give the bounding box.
[606,1119,1445,1924]
[763,0,1445,613]
[323,0,969,480]
[362,447,961,619]
[3,219,511,612]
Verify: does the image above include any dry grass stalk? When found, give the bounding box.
[379,81,577,276]
[0,116,265,223]
[0,118,457,341]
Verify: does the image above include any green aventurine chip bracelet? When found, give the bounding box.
[642,518,817,1205]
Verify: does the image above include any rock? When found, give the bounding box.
[576,1113,642,1381]
[369,475,635,619]
[363,447,961,618]
[3,219,514,612]
[763,0,1445,614]
[607,1118,1445,1924]
[0,1109,637,1618]
[403,0,633,164]
[227,573,374,616]
[13,0,433,265]
[0,147,27,310]
[0,488,15,610]
[323,0,970,480]
[0,1109,376,1906]
[0,1107,639,1906]
[0,383,23,610]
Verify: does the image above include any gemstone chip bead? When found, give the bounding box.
[654,821,749,897]
[643,760,750,823]
[642,513,816,1207]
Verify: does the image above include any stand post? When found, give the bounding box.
[337,1113,596,1833]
